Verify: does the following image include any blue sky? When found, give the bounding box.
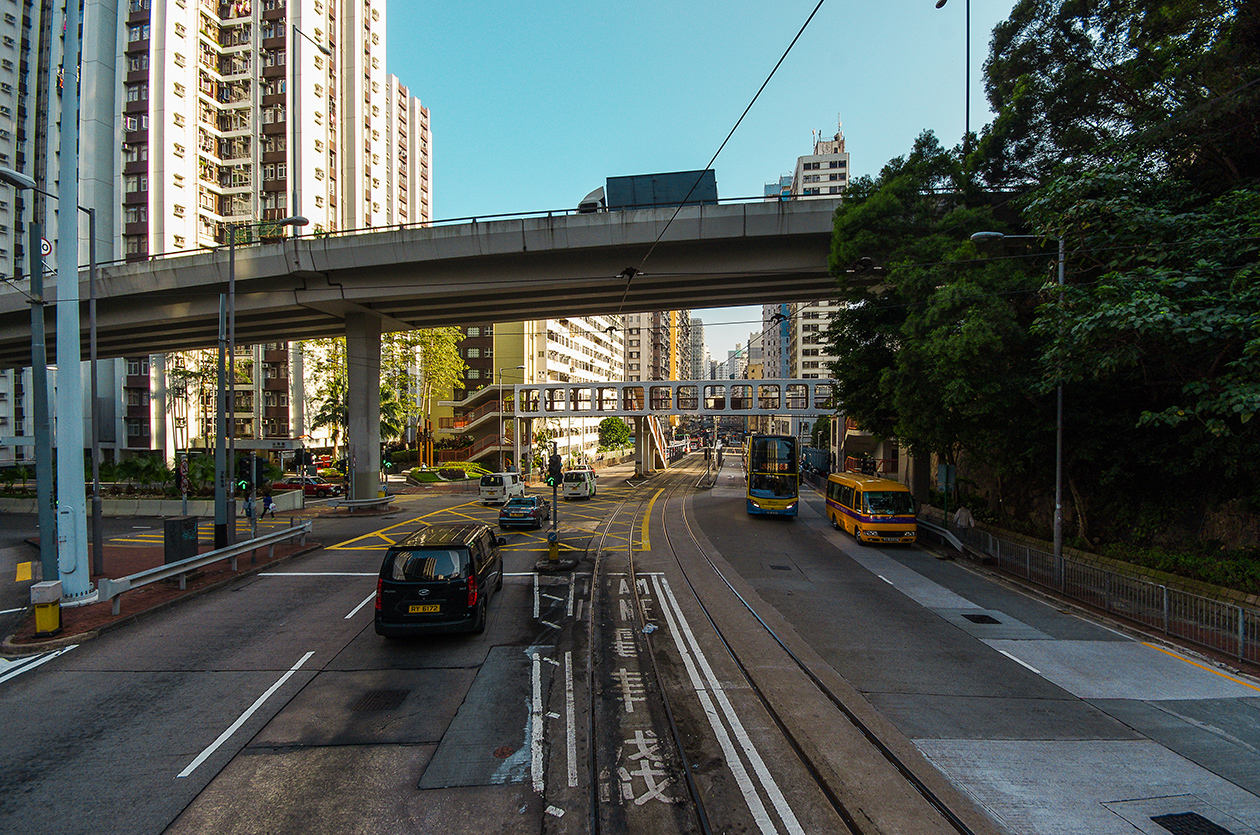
[386,0,1019,362]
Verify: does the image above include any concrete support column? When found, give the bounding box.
[345,312,381,500]
[290,342,305,437]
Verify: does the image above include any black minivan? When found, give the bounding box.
[374,523,505,637]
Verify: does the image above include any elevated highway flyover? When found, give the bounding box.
[0,197,842,369]
[0,197,842,498]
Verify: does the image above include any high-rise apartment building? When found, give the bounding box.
[0,0,430,466]
[441,316,624,469]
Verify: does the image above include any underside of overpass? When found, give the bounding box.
[0,197,843,502]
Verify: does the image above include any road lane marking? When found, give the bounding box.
[652,574,803,835]
[0,645,76,685]
[640,488,663,551]
[565,650,578,787]
[998,649,1041,674]
[345,591,377,619]
[259,572,377,576]
[177,651,315,779]
[1143,642,1260,693]
[531,651,545,792]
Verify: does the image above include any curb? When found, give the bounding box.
[1,542,323,657]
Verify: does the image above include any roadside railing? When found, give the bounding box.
[928,518,1260,665]
[97,520,312,615]
[330,496,393,512]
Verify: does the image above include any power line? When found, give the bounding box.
[617,0,829,313]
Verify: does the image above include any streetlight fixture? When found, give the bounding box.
[498,365,526,471]
[215,215,308,548]
[934,0,972,150]
[971,230,1067,563]
[0,167,102,577]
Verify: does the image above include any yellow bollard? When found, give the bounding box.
[31,580,62,637]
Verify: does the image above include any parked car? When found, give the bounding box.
[480,472,525,504]
[374,523,505,637]
[272,475,343,498]
[498,495,551,529]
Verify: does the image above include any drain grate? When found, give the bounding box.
[1151,812,1237,835]
[769,564,792,571]
[351,689,411,712]
[962,613,1002,624]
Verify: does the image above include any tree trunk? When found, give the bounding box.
[1067,475,1095,550]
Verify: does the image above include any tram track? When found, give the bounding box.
[574,454,997,835]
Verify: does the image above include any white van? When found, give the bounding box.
[480,472,525,504]
[562,468,597,500]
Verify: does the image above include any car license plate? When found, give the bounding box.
[408,604,440,614]
[511,512,525,517]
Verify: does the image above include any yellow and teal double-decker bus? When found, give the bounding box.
[746,434,798,516]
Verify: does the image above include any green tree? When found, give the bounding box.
[824,131,1048,474]
[598,417,631,450]
[980,0,1259,191]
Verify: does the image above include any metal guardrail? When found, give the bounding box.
[97,520,312,615]
[939,522,1260,665]
[330,497,393,511]
[916,518,966,553]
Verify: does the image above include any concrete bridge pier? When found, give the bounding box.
[634,417,656,477]
[346,312,382,500]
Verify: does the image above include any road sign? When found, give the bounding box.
[40,238,51,257]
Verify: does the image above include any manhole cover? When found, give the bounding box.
[962,613,1001,624]
[493,746,516,759]
[1151,812,1237,835]
[769,564,792,571]
[351,689,411,712]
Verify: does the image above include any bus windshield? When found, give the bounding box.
[862,491,914,516]
[749,473,797,498]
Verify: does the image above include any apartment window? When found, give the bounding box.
[467,327,480,337]
[125,205,148,224]
[125,83,148,102]
[127,54,148,72]
[126,419,145,438]
[829,187,841,194]
[124,173,148,192]
[466,368,481,380]
[123,144,148,163]
[828,160,846,168]
[127,23,150,41]
[126,358,150,376]
[466,348,481,359]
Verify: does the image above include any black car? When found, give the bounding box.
[498,495,551,529]
[374,523,505,637]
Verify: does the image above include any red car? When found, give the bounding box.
[273,476,344,498]
[498,495,551,529]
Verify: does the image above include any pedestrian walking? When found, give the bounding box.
[262,493,276,519]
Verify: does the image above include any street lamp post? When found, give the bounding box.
[0,168,101,578]
[971,231,1067,562]
[934,0,971,148]
[215,216,308,548]
[498,365,525,471]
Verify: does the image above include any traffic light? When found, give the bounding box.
[236,457,251,492]
[545,454,563,487]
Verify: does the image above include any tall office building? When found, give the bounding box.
[0,0,431,465]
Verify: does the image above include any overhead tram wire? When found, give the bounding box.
[616,0,830,314]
